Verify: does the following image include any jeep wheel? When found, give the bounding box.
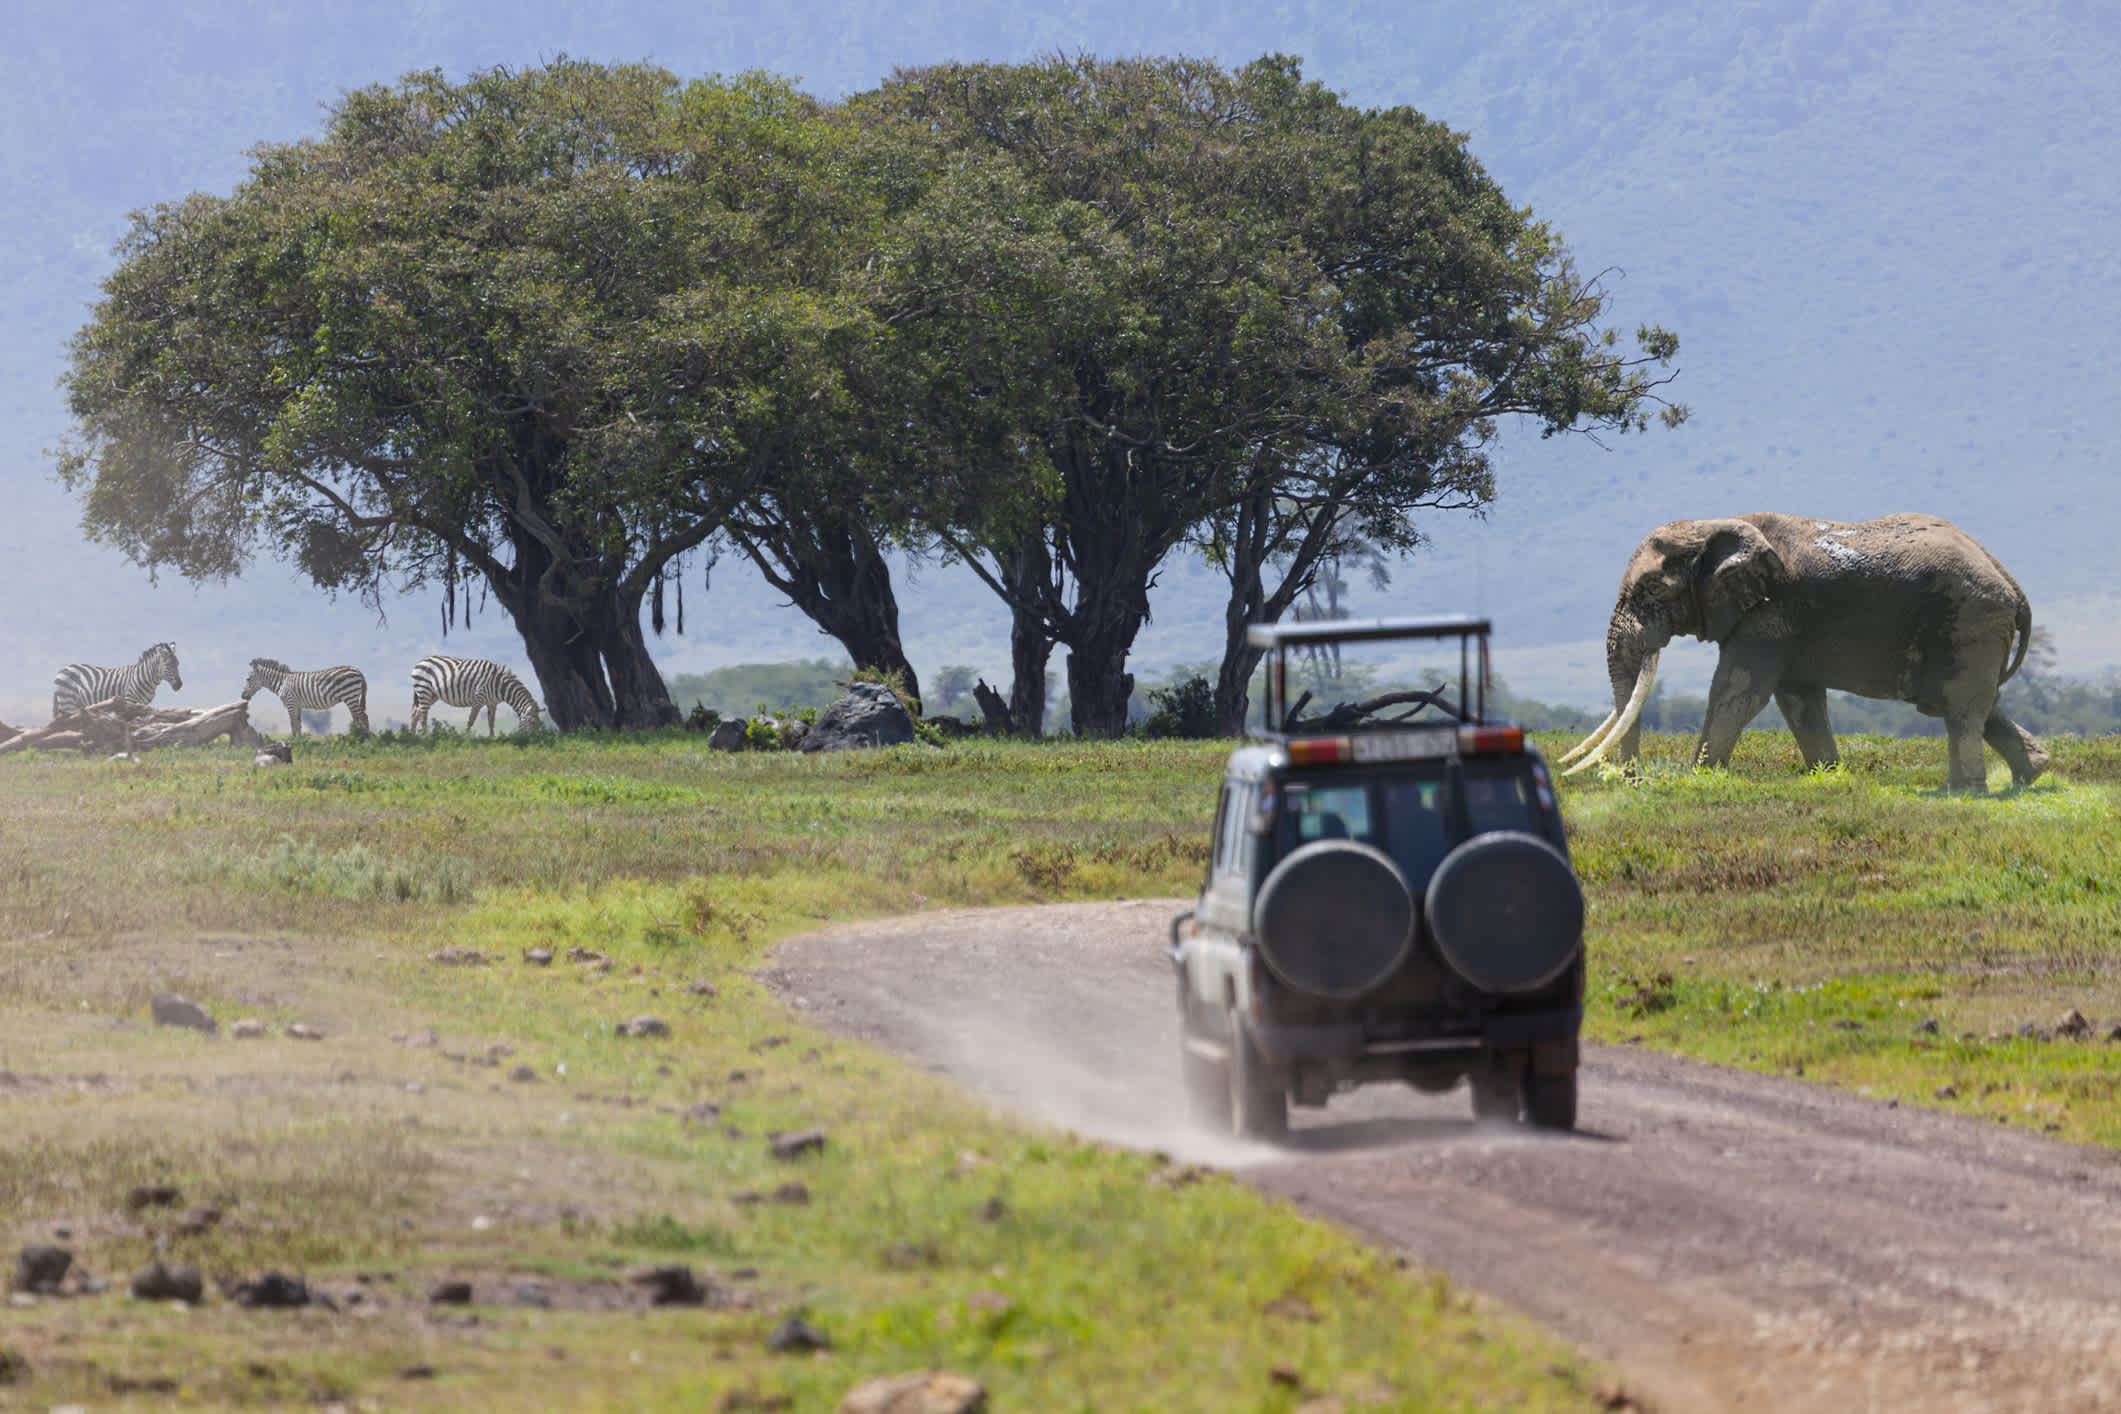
[1523,1067,1579,1131]
[1180,1041,1229,1130]
[1228,1018,1288,1142]
[1469,1063,1520,1123]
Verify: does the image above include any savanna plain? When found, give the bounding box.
[1,729,2117,1411]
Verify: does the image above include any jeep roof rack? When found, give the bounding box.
[1247,614,1494,738]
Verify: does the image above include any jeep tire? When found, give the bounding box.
[1468,1058,1521,1123]
[1523,1066,1579,1131]
[1228,1015,1288,1141]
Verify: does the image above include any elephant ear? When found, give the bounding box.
[1695,520,1786,642]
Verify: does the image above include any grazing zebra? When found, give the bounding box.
[241,658,371,737]
[52,642,182,717]
[409,655,544,735]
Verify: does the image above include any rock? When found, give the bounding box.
[2057,1008,2092,1039]
[769,1128,828,1161]
[286,1022,324,1041]
[770,1182,811,1206]
[1935,1084,1958,1100]
[523,947,554,966]
[231,1272,312,1308]
[150,992,217,1034]
[568,946,609,964]
[428,947,488,966]
[428,1279,473,1306]
[130,1261,204,1303]
[837,1371,988,1414]
[685,978,719,999]
[1915,1017,1940,1035]
[799,683,916,753]
[766,1315,832,1353]
[509,1064,539,1083]
[402,1027,440,1048]
[231,1018,267,1039]
[617,1015,670,1039]
[173,1207,223,1237]
[511,1281,550,1308]
[13,1245,71,1294]
[684,1101,722,1125]
[977,1197,1007,1223]
[631,1265,709,1306]
[708,719,749,752]
[125,1184,182,1210]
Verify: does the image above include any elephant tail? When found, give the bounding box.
[1999,575,2033,686]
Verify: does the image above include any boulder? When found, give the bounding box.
[837,1371,988,1414]
[12,1245,71,1294]
[150,993,217,1034]
[799,683,916,753]
[708,719,749,752]
[130,1261,204,1303]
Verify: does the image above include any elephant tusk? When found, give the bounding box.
[1558,707,1619,764]
[1563,652,1659,777]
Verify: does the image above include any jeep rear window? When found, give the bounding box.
[1461,762,1535,834]
[1277,761,1542,887]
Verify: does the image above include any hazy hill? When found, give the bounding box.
[3,0,2114,725]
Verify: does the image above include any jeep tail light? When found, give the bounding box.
[1286,736,1353,766]
[1458,726,1524,756]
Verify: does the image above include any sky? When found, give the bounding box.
[3,0,2116,725]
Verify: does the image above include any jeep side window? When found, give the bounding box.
[1213,781,1254,879]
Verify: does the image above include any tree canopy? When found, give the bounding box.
[60,53,1682,734]
[864,54,1683,734]
[60,60,896,729]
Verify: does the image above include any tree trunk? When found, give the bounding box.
[1065,584,1149,737]
[732,509,921,711]
[1000,540,1054,736]
[502,580,680,732]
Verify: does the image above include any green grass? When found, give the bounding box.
[0,734,1606,1413]
[7,724,2117,1409]
[1553,727,2121,1144]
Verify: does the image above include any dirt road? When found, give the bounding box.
[770,900,2121,1414]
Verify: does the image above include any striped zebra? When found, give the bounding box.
[409,655,544,735]
[241,658,371,737]
[52,642,182,717]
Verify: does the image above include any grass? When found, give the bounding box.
[0,733,1605,1413]
[1554,727,2121,1144]
[5,723,2117,1409]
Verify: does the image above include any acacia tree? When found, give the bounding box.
[59,61,887,729]
[871,55,1683,736]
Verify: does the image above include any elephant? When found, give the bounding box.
[1561,512,2048,791]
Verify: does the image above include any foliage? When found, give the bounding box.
[1138,675,1221,739]
[57,61,897,730]
[666,659,852,718]
[863,54,1684,738]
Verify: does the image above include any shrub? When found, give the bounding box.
[1140,675,1219,738]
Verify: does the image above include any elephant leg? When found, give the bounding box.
[1695,651,1780,768]
[1772,683,1839,771]
[1984,708,2050,786]
[1943,710,1990,791]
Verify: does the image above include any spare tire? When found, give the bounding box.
[1252,840,1415,1000]
[1425,831,1584,994]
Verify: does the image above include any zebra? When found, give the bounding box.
[241,658,371,737]
[52,642,182,717]
[409,655,544,735]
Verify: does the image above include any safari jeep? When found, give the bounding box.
[1170,615,1586,1139]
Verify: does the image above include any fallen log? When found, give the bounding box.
[0,698,264,756]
